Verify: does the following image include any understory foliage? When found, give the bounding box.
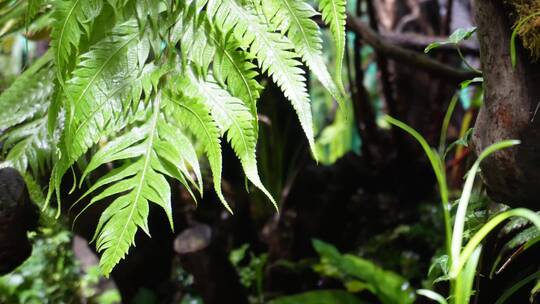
[0,0,347,275]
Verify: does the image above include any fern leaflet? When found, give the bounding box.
[318,0,347,93]
[208,0,316,155]
[263,0,345,107]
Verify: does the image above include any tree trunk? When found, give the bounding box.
[471,0,540,208]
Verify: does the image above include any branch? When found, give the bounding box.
[381,31,479,55]
[345,14,480,82]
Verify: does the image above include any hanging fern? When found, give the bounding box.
[50,0,104,80]
[262,0,344,107]
[318,0,347,94]
[0,52,55,177]
[0,0,348,275]
[0,52,53,131]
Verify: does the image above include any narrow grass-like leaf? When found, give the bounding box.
[510,12,540,68]
[495,270,540,304]
[417,289,449,304]
[451,208,540,277]
[454,246,482,304]
[450,140,520,276]
[385,115,452,252]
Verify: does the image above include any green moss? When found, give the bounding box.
[507,0,540,60]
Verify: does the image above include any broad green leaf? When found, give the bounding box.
[425,27,477,53]
[460,77,483,90]
[313,239,415,304]
[269,290,364,304]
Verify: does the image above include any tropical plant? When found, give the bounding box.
[386,116,540,304]
[311,239,415,304]
[0,213,120,304]
[0,0,347,276]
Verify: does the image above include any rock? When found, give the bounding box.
[174,223,212,254]
[0,167,40,274]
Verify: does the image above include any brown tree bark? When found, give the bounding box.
[471,0,540,208]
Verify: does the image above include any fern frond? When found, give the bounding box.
[210,29,263,135]
[166,86,228,211]
[61,19,140,164]
[156,119,203,194]
[27,0,46,25]
[262,0,344,107]
[1,116,52,177]
[50,0,104,78]
[7,0,349,276]
[47,20,157,210]
[0,53,55,177]
[0,52,54,130]
[62,18,139,152]
[170,3,215,75]
[208,0,316,154]
[79,96,191,275]
[317,0,347,93]
[184,71,275,206]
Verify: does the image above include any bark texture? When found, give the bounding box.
[472,0,540,208]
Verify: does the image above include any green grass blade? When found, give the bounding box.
[451,208,540,277]
[510,12,540,68]
[450,140,520,276]
[417,289,449,304]
[495,270,540,304]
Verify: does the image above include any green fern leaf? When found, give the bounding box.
[50,0,104,78]
[26,0,46,25]
[0,53,55,177]
[79,97,189,275]
[0,52,54,130]
[9,0,350,276]
[317,0,346,94]
[46,20,154,210]
[171,4,215,76]
[263,0,345,107]
[185,71,275,207]
[210,29,263,135]
[208,0,316,155]
[62,19,139,152]
[1,117,52,177]
[166,87,228,212]
[157,119,203,194]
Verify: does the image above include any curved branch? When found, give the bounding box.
[346,14,480,82]
[381,31,479,55]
